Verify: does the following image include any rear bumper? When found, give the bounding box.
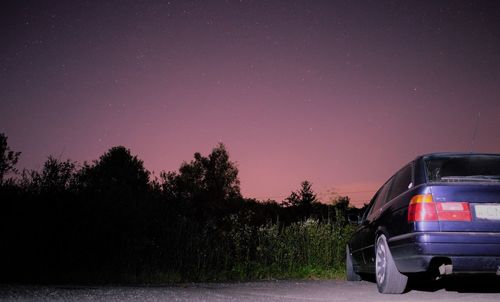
[388,232,500,273]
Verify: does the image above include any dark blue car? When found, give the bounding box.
[347,153,500,294]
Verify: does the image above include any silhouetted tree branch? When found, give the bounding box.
[0,133,21,185]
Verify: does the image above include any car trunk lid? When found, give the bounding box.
[430,184,500,232]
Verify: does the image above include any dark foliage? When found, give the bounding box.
[0,139,363,283]
[0,133,21,185]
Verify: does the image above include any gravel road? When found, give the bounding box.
[1,276,499,302]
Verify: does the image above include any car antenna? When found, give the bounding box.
[470,111,481,153]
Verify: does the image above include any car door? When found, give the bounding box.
[349,194,376,267]
[359,177,394,269]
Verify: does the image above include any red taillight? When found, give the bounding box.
[408,194,471,222]
[408,194,438,221]
[436,202,471,221]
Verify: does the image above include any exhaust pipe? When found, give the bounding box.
[438,264,453,275]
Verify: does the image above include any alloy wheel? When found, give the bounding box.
[376,239,387,285]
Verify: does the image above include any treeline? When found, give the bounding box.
[0,133,364,283]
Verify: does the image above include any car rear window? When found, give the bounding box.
[425,154,500,183]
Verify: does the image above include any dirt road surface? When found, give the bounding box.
[1,276,499,302]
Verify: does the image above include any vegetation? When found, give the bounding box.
[0,133,363,283]
[0,133,21,185]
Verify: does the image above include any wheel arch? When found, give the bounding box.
[375,226,390,244]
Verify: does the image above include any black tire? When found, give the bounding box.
[346,245,362,281]
[375,235,408,294]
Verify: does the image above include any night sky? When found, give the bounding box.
[2,1,500,205]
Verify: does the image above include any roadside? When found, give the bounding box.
[1,277,499,302]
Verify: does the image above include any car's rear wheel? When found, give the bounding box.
[375,235,408,294]
[346,245,362,281]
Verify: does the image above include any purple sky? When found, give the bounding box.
[2,1,500,206]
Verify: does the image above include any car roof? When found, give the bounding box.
[418,152,500,159]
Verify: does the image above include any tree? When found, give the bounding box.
[285,180,318,207]
[0,133,21,184]
[79,146,150,197]
[160,143,241,208]
[76,146,152,271]
[283,191,300,207]
[333,195,350,213]
[204,143,241,201]
[160,153,206,201]
[21,156,77,194]
[330,195,351,224]
[297,180,317,206]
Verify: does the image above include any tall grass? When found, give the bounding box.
[249,219,354,280]
[138,217,355,283]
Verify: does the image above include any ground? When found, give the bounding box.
[1,277,499,301]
